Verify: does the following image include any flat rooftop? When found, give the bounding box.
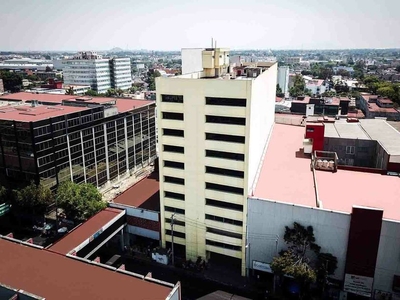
[324,119,400,155]
[113,173,160,211]
[0,105,90,122]
[0,239,171,300]
[49,208,123,255]
[253,123,400,221]
[0,92,76,102]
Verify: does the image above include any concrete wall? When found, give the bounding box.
[181,49,204,75]
[374,219,400,293]
[247,198,351,280]
[248,64,277,193]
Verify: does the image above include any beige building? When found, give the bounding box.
[156,47,277,276]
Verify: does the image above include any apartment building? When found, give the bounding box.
[0,92,156,189]
[62,52,132,94]
[156,47,277,276]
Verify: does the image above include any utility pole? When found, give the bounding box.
[171,213,175,266]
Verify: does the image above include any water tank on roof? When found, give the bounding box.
[329,160,334,169]
[317,159,323,168]
[323,160,329,168]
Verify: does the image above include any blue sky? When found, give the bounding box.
[0,0,399,51]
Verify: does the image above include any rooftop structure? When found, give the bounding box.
[253,123,400,221]
[359,93,400,120]
[0,238,176,300]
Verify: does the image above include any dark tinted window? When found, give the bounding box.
[206,166,244,178]
[165,176,185,185]
[163,128,184,137]
[206,198,243,211]
[206,239,241,251]
[166,229,185,238]
[206,115,246,126]
[206,227,242,239]
[165,191,185,200]
[162,112,184,120]
[206,182,244,195]
[206,97,246,107]
[164,160,184,169]
[162,95,184,103]
[165,206,185,214]
[163,145,184,153]
[205,214,243,226]
[206,133,245,144]
[165,218,185,226]
[205,150,244,161]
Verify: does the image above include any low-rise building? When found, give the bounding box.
[305,79,328,96]
[359,93,400,121]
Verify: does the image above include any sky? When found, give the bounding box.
[0,0,399,51]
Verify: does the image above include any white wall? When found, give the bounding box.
[126,225,159,240]
[248,64,277,193]
[374,219,400,293]
[247,198,351,280]
[110,203,159,221]
[181,48,204,74]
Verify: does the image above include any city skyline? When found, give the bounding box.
[0,0,399,51]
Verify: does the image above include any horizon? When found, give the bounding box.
[0,0,399,51]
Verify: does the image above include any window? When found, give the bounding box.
[205,150,244,161]
[165,191,185,200]
[206,240,241,251]
[206,198,243,211]
[165,218,185,226]
[165,229,185,239]
[205,133,245,144]
[205,214,242,226]
[206,166,244,178]
[206,182,243,195]
[165,206,185,214]
[163,128,184,137]
[164,160,184,170]
[163,145,184,153]
[162,95,184,103]
[162,112,184,120]
[346,146,355,154]
[206,97,246,107]
[206,115,246,126]
[206,227,242,239]
[164,176,185,185]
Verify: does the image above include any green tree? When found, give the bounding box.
[146,70,161,91]
[289,74,306,97]
[0,70,23,92]
[56,181,106,221]
[0,184,8,204]
[116,88,124,97]
[130,85,139,93]
[45,66,53,72]
[316,253,338,293]
[85,89,98,96]
[276,84,284,97]
[12,181,53,216]
[106,88,116,97]
[65,86,74,95]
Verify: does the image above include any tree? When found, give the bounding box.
[12,181,53,216]
[146,69,161,91]
[130,85,139,94]
[85,89,98,96]
[316,252,338,293]
[0,70,23,92]
[56,181,106,221]
[396,66,400,73]
[45,66,53,72]
[106,88,116,97]
[0,184,7,204]
[276,84,284,97]
[65,86,74,95]
[116,88,124,97]
[289,75,306,97]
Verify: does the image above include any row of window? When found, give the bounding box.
[206,227,242,239]
[162,146,246,159]
[161,95,246,107]
[165,229,185,239]
[206,240,241,251]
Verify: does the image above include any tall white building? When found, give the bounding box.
[277,66,289,96]
[156,47,277,276]
[63,52,132,94]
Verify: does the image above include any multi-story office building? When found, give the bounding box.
[62,52,132,94]
[156,47,277,276]
[0,93,156,189]
[110,58,132,91]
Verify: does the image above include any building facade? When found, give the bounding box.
[0,95,156,189]
[156,47,277,276]
[277,66,289,96]
[63,52,132,94]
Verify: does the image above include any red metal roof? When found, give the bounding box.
[254,123,400,221]
[113,173,160,211]
[0,105,90,122]
[0,239,171,300]
[49,208,123,255]
[114,98,154,113]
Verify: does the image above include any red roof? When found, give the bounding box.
[114,173,160,211]
[253,124,316,207]
[0,239,171,300]
[0,105,90,122]
[275,97,283,103]
[0,92,76,102]
[115,98,154,113]
[49,208,123,255]
[254,124,400,221]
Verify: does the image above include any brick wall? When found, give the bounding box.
[126,215,160,232]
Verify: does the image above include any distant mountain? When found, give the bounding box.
[109,47,124,53]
